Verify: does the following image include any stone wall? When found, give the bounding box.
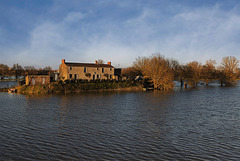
[68,66,114,80]
[59,61,115,80]
[59,63,68,80]
[26,75,50,85]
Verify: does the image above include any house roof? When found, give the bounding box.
[65,62,114,68]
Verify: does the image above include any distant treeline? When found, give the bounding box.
[0,64,53,78]
[121,54,240,90]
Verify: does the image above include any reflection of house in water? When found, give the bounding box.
[25,75,50,85]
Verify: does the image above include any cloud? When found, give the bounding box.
[1,1,240,69]
[12,11,88,68]
[63,12,85,23]
[161,5,240,64]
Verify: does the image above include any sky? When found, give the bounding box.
[0,0,240,69]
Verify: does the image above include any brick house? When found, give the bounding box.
[26,75,50,85]
[59,59,116,81]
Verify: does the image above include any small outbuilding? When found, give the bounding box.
[25,75,50,85]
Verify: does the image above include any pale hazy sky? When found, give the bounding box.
[1,0,240,69]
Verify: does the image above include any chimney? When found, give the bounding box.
[62,59,65,64]
[107,62,111,65]
[95,60,98,64]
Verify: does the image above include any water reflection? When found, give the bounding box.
[58,96,71,125]
[1,87,240,160]
[0,81,18,88]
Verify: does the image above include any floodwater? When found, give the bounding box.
[0,86,240,160]
[0,81,18,88]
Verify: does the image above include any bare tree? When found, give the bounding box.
[11,64,23,71]
[24,66,36,75]
[184,61,202,87]
[11,64,24,79]
[0,64,10,77]
[201,59,216,85]
[216,66,226,86]
[121,67,142,78]
[134,54,174,90]
[168,59,185,87]
[97,59,105,64]
[43,66,52,72]
[220,56,239,86]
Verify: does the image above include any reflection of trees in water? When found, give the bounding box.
[58,96,71,125]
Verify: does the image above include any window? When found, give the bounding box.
[97,67,99,70]
[110,68,112,71]
[102,68,104,73]
[74,74,77,79]
[70,74,72,79]
[32,78,35,85]
[110,75,112,79]
[70,67,72,70]
[42,78,46,84]
[84,67,86,73]
[97,75,99,79]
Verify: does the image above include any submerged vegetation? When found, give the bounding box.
[123,54,240,90]
[133,54,175,90]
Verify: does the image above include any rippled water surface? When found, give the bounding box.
[1,87,240,160]
[0,81,18,88]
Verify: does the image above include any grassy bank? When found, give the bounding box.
[15,80,142,94]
